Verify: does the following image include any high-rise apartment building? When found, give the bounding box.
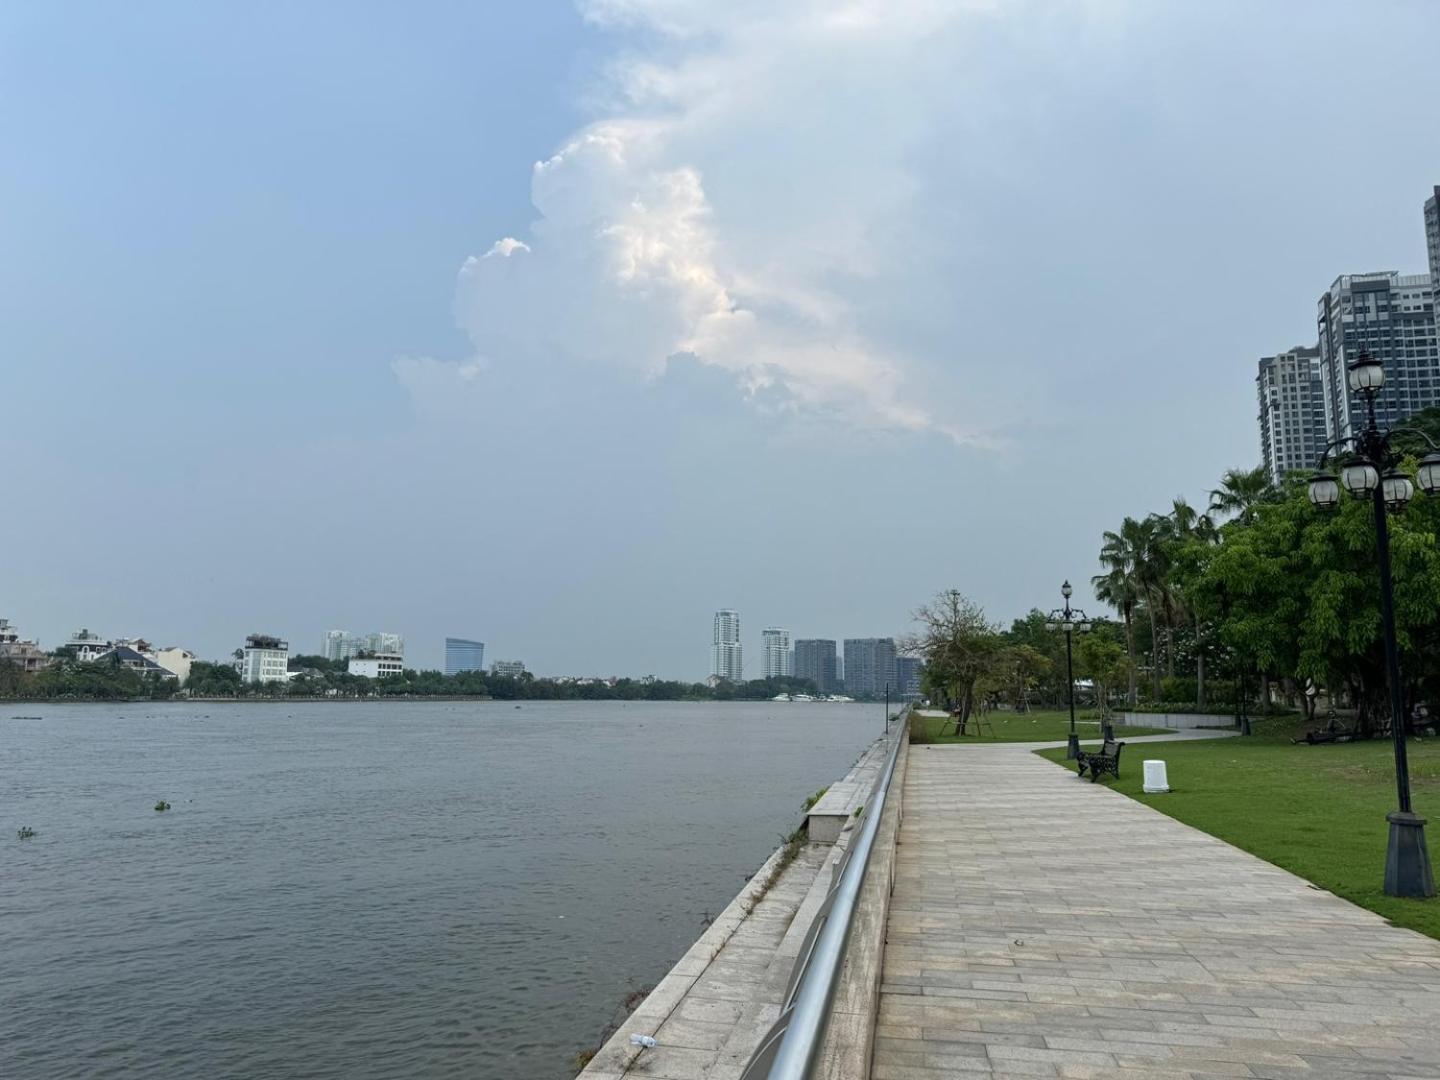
[793,639,838,694]
[1317,271,1438,444]
[363,632,404,656]
[711,609,743,683]
[1425,185,1439,286]
[445,637,486,676]
[322,629,353,661]
[842,638,897,699]
[1257,345,1327,484]
[894,655,924,699]
[323,629,405,661]
[761,627,792,679]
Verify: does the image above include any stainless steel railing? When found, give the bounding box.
[738,715,906,1080]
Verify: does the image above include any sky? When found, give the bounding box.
[4,1,1440,677]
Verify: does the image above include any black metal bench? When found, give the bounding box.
[1075,738,1123,782]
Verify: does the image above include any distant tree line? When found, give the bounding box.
[0,656,829,704]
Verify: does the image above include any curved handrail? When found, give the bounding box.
[738,715,906,1080]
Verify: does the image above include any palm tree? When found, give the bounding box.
[1092,566,1139,706]
[1094,516,1162,705]
[1158,497,1218,707]
[1208,466,1274,525]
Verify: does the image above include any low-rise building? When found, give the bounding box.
[65,628,111,662]
[0,618,52,672]
[491,660,527,678]
[238,634,290,684]
[94,644,175,678]
[151,647,196,686]
[348,653,405,679]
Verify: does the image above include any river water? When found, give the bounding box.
[1,700,882,1079]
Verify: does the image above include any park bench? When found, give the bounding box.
[1075,738,1123,782]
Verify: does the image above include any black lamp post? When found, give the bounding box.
[1308,348,1440,899]
[1046,581,1092,760]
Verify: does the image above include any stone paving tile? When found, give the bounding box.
[874,744,1440,1079]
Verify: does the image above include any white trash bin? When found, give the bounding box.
[1143,759,1170,793]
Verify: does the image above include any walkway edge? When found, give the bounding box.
[815,729,909,1080]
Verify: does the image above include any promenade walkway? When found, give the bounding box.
[875,743,1440,1079]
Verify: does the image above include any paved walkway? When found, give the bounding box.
[875,744,1440,1079]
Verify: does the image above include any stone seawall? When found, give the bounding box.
[578,730,905,1080]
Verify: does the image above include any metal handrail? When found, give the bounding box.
[738,714,906,1080]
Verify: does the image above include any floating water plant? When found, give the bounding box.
[17,826,36,839]
[154,801,171,812]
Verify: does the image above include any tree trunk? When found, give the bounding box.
[1194,614,1206,709]
[1124,609,1137,706]
[1260,673,1271,715]
[1165,621,1176,679]
[1146,606,1162,700]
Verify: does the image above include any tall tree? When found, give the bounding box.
[1159,497,1218,706]
[1208,466,1275,525]
[1095,516,1166,702]
[907,590,1003,732]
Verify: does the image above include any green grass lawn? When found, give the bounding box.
[1036,716,1440,940]
[910,709,1174,744]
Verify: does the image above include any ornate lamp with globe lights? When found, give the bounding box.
[1045,581,1093,760]
[1308,349,1440,899]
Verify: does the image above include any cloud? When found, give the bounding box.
[483,237,531,258]
[415,0,1101,445]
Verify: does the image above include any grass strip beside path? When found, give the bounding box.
[1036,716,1440,940]
[911,710,1174,744]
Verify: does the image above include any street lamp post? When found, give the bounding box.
[1308,348,1440,899]
[1046,581,1093,760]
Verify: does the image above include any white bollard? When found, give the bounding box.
[1143,759,1170,793]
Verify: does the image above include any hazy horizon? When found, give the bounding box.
[5,1,1440,677]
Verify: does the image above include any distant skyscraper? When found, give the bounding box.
[842,638,897,699]
[1425,185,1440,286]
[445,637,485,676]
[1317,271,1438,444]
[793,639,838,694]
[894,655,924,699]
[1257,345,1327,484]
[711,609,743,683]
[322,629,355,661]
[362,631,404,657]
[322,629,404,661]
[761,627,792,679]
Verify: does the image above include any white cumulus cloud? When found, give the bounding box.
[422,0,1105,445]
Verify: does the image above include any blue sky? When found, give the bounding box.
[4,1,1440,676]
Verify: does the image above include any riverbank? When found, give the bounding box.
[576,731,904,1078]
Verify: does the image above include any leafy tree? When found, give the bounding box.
[906,590,1003,731]
[1074,633,1126,719]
